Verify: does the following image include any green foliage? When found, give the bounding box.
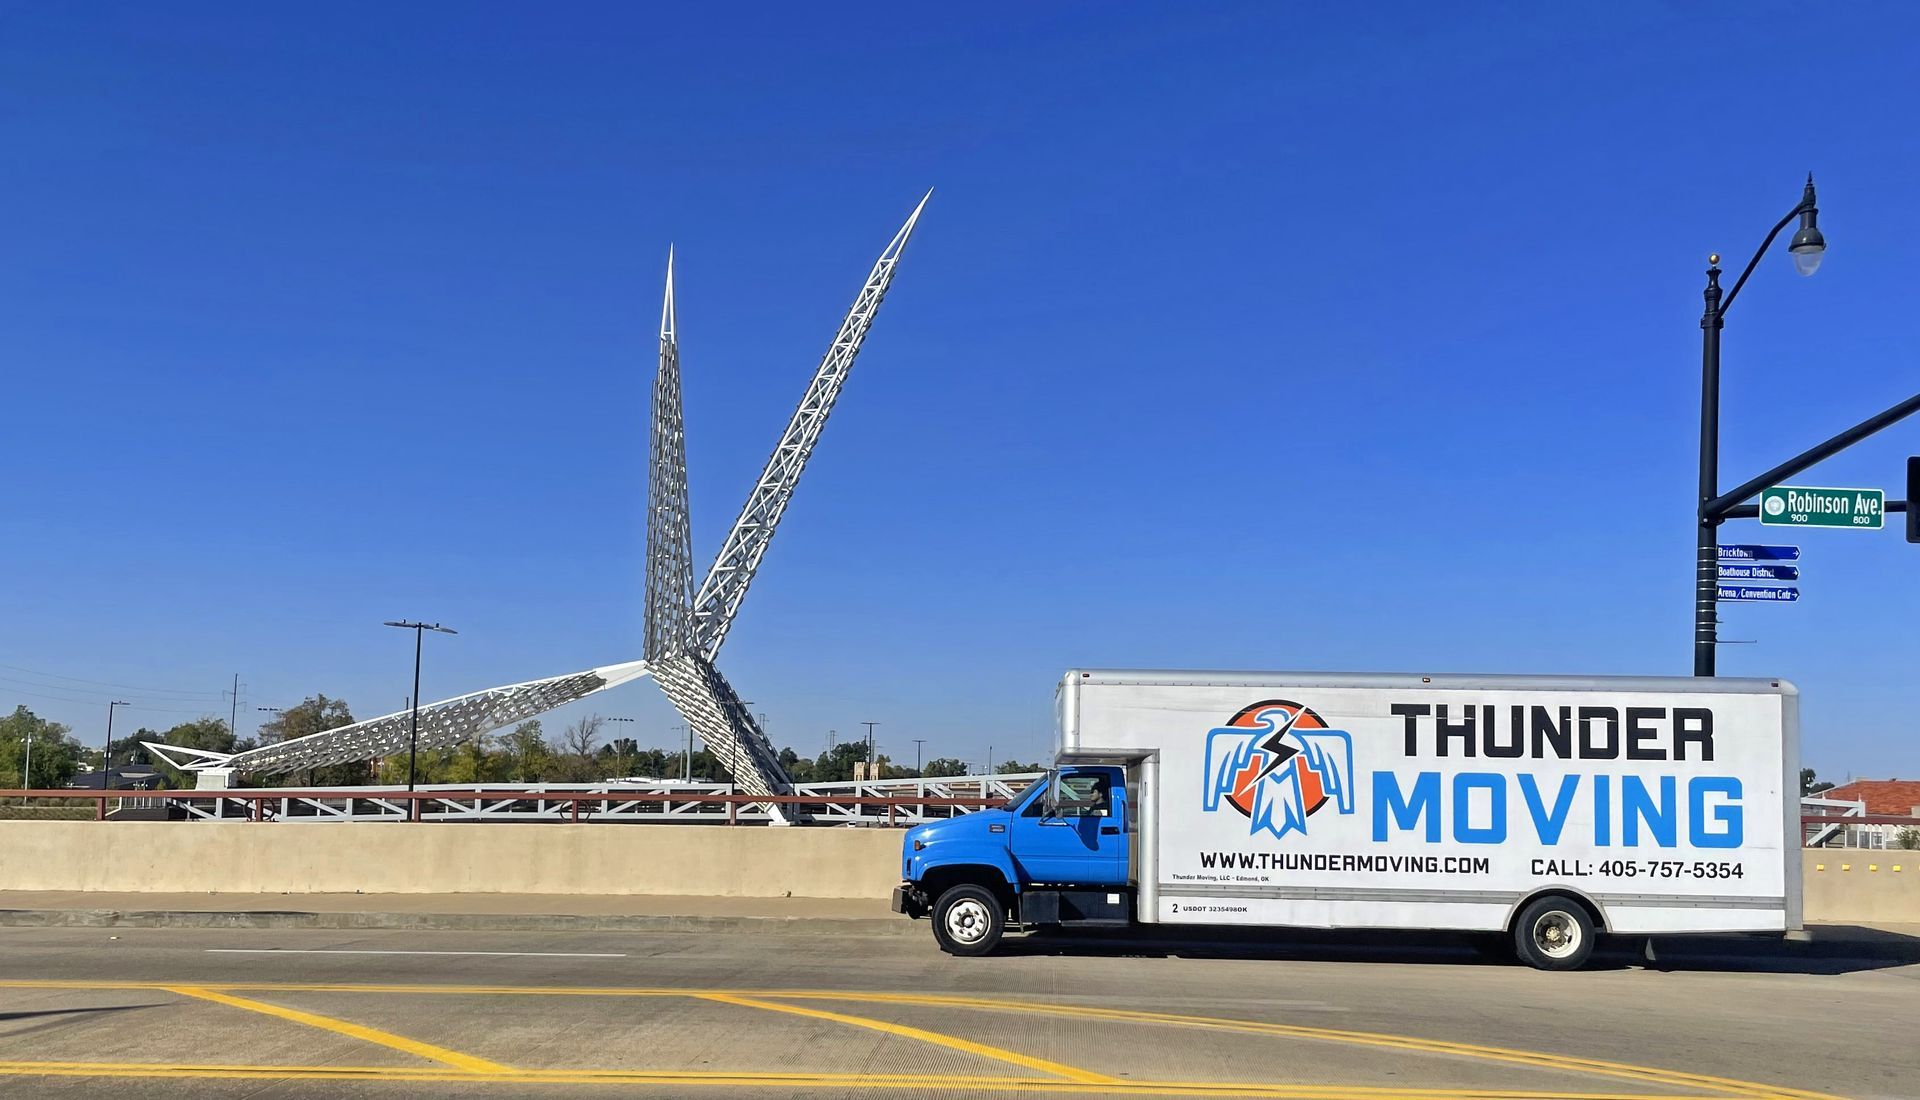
[501,720,553,781]
[996,759,1045,774]
[0,706,85,788]
[920,757,968,778]
[1800,768,1834,796]
[803,741,874,782]
[1895,827,1920,851]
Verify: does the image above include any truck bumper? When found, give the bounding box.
[891,883,927,919]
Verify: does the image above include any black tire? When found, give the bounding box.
[1512,895,1597,971]
[930,884,1005,956]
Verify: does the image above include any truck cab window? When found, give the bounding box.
[1021,773,1111,817]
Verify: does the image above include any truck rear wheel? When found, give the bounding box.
[931,884,1005,956]
[1512,895,1596,971]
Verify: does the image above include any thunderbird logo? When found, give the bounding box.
[1203,700,1355,840]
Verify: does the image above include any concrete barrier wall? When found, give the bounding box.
[0,822,903,900]
[4,824,1916,920]
[1803,850,1920,923]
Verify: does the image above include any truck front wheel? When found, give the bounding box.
[931,884,1005,956]
[1512,895,1596,971]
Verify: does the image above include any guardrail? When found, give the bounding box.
[0,787,1010,826]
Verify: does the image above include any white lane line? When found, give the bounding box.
[204,949,627,957]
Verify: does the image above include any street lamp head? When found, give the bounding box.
[1788,223,1825,276]
[1788,173,1824,277]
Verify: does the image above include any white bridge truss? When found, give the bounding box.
[144,195,931,814]
[145,774,1039,826]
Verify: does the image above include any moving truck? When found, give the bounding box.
[893,670,1800,969]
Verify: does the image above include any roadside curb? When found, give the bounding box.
[0,908,918,935]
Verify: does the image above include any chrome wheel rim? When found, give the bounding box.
[944,898,992,945]
[1532,912,1582,959]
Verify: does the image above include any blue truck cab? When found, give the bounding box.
[892,765,1132,955]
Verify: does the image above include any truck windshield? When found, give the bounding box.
[1005,773,1049,809]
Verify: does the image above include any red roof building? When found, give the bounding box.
[1821,779,1920,817]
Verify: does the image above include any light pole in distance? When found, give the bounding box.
[102,701,129,790]
[912,738,926,776]
[606,716,636,777]
[383,620,457,791]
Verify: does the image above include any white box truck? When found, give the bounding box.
[893,670,1800,969]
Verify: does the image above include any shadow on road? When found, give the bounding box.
[994,924,1920,975]
[0,1004,169,1023]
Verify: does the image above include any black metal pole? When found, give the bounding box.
[1706,392,1920,519]
[103,702,118,791]
[1693,176,1826,676]
[408,626,422,792]
[1696,259,1724,677]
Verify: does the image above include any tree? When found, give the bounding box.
[808,740,874,782]
[777,746,816,783]
[920,757,968,778]
[1800,768,1835,797]
[0,706,84,788]
[257,695,361,786]
[1896,827,1920,851]
[552,715,608,782]
[501,720,552,782]
[601,737,641,779]
[997,759,1045,775]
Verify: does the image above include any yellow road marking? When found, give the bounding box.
[698,992,1117,1085]
[0,980,1836,1100]
[0,1061,1725,1097]
[771,991,1834,1100]
[165,985,509,1075]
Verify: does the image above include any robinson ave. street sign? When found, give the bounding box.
[1759,485,1884,529]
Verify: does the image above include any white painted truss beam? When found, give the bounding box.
[688,192,930,661]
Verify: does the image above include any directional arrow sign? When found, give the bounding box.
[1760,485,1884,529]
[1717,563,1799,582]
[1719,544,1800,561]
[1718,584,1799,603]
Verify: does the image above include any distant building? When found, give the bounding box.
[66,765,162,791]
[1823,778,1920,816]
[1807,778,1920,849]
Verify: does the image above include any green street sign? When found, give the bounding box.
[1759,485,1884,529]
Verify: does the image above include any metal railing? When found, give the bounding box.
[0,775,1038,827]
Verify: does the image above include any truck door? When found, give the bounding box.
[1010,766,1128,886]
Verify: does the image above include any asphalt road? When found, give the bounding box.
[0,922,1914,1099]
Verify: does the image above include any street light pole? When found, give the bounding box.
[383,620,457,791]
[913,738,926,776]
[1694,175,1825,676]
[862,721,879,779]
[102,701,128,790]
[605,717,636,777]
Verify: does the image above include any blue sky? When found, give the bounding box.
[3,3,1916,779]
